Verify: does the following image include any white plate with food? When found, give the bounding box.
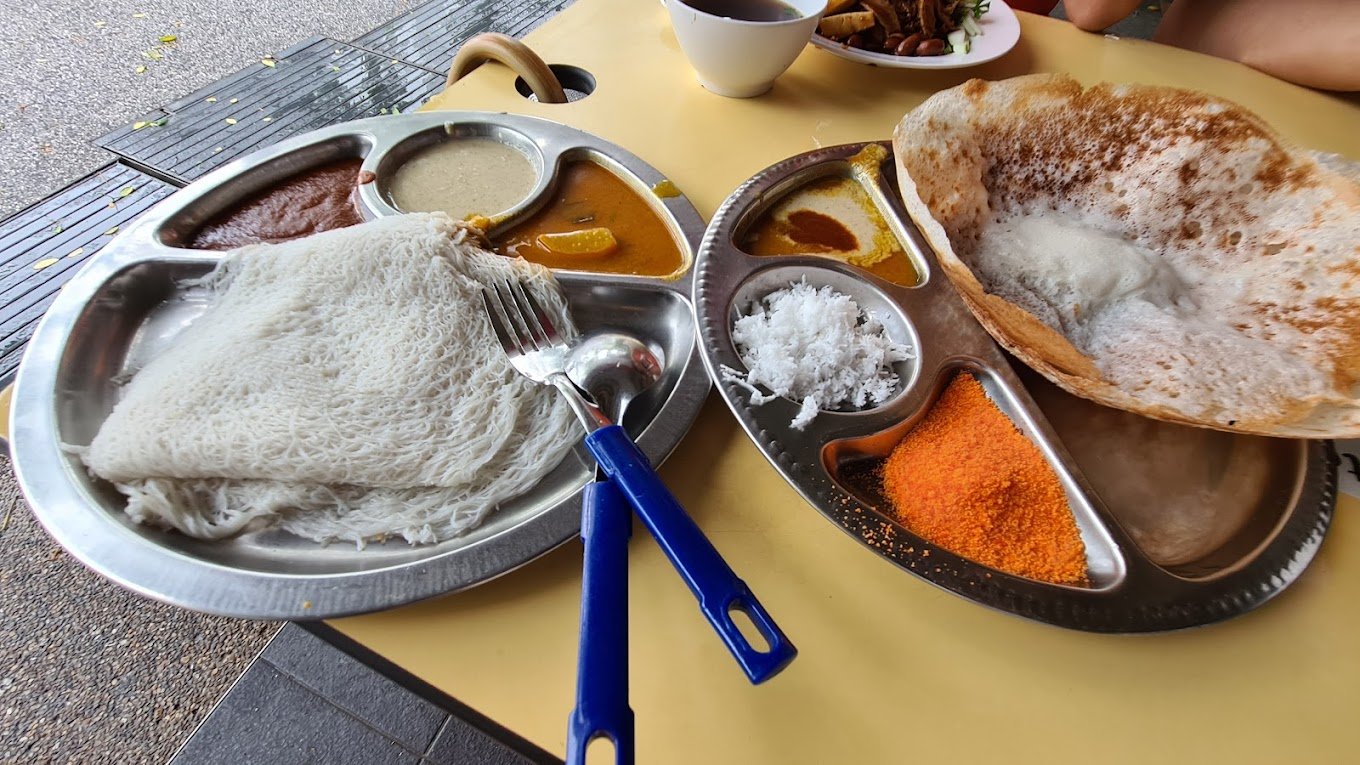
[809,0,1020,69]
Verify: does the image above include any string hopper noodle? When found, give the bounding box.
[74,213,580,547]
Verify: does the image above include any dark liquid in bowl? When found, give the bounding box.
[682,0,802,21]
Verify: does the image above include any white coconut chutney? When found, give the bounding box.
[388,137,536,219]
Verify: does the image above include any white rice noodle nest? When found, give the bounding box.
[77,213,580,547]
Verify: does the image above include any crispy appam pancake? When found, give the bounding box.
[893,73,1360,438]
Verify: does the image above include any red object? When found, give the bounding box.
[1007,0,1059,13]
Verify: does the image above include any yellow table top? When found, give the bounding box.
[331,2,1360,763]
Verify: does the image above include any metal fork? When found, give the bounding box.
[483,280,634,765]
[482,280,610,433]
[482,280,798,683]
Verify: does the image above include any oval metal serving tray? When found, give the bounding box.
[693,142,1336,633]
[10,112,710,619]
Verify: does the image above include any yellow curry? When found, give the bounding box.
[742,174,919,287]
[495,161,686,278]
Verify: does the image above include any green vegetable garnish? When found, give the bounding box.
[953,0,990,23]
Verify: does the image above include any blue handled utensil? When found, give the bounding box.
[566,479,634,765]
[482,281,797,685]
[584,424,795,682]
[563,332,662,765]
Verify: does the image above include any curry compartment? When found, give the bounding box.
[9,112,712,619]
[693,141,1336,633]
[159,133,375,250]
[363,121,547,223]
[360,120,695,280]
[723,262,920,418]
[732,142,924,288]
[489,149,692,280]
[822,364,1125,590]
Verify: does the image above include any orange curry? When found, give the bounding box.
[494,161,686,278]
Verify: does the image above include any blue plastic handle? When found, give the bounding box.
[567,480,635,765]
[585,425,797,685]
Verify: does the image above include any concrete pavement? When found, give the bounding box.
[0,0,411,219]
[0,2,418,762]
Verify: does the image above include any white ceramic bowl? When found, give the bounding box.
[665,0,827,98]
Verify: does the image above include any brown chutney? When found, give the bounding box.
[190,159,366,250]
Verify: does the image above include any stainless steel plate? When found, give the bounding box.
[11,113,710,619]
[693,142,1336,633]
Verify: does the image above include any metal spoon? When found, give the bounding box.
[566,328,797,684]
[562,332,663,765]
[566,332,665,429]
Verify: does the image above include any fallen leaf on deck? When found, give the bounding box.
[160,35,177,43]
[94,20,107,27]
[229,97,238,104]
[32,259,59,270]
[135,65,147,74]
[104,226,120,236]
[51,224,63,234]
[261,58,276,68]
[119,186,135,198]
[67,247,84,259]
[330,65,340,72]
[224,118,237,125]
[206,96,217,102]
[262,117,272,122]
[132,12,146,18]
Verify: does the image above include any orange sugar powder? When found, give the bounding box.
[880,373,1088,585]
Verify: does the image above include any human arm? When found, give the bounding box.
[1060,0,1144,32]
[1156,0,1360,91]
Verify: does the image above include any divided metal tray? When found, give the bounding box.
[693,142,1336,632]
[10,112,710,619]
